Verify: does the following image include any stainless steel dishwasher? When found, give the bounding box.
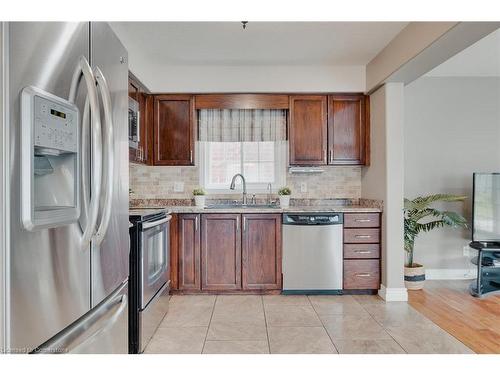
[282,213,343,292]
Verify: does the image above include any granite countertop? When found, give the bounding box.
[130,205,381,214]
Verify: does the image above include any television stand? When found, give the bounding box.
[469,242,500,298]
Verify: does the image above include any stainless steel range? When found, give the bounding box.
[129,209,171,353]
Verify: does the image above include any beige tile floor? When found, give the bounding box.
[144,294,474,354]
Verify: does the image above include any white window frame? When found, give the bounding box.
[198,141,287,194]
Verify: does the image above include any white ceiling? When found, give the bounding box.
[426,28,500,77]
[110,22,408,66]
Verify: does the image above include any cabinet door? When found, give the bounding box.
[289,95,327,165]
[328,94,368,165]
[178,214,201,291]
[201,214,241,290]
[242,214,282,290]
[153,94,195,166]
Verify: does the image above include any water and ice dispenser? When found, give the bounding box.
[21,86,80,230]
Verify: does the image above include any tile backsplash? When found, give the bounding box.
[130,163,361,200]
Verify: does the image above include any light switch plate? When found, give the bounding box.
[173,181,184,193]
[300,182,307,193]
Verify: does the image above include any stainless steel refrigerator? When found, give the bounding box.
[5,22,129,353]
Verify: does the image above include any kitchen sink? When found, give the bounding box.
[205,203,279,209]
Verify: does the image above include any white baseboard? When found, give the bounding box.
[378,284,408,302]
[426,268,477,280]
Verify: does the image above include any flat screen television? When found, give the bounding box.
[473,173,500,242]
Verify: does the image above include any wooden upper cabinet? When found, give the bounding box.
[128,75,151,165]
[242,214,282,290]
[178,214,201,291]
[328,94,369,165]
[289,95,328,165]
[201,214,241,290]
[153,95,195,166]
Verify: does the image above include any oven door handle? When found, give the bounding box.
[141,215,172,230]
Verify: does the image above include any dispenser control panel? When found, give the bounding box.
[34,95,78,153]
[21,86,80,231]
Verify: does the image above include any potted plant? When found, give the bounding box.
[404,194,468,290]
[193,188,206,208]
[278,187,292,208]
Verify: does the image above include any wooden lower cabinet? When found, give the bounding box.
[178,214,201,291]
[242,214,282,290]
[343,212,381,290]
[201,214,241,290]
[343,260,380,290]
[174,213,282,293]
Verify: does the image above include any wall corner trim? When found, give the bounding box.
[378,284,408,302]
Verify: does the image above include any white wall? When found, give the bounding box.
[129,62,366,93]
[366,23,457,91]
[362,83,407,301]
[404,77,500,271]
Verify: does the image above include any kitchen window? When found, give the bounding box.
[198,109,287,193]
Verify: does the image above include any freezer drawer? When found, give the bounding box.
[35,281,129,354]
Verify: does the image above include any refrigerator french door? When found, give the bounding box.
[6,22,129,353]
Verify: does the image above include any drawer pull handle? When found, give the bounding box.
[355,273,372,278]
[355,235,371,239]
[354,250,372,254]
[355,219,372,222]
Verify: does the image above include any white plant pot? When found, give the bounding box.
[279,195,290,208]
[194,195,206,208]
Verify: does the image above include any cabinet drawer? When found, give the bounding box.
[344,228,380,243]
[344,244,380,259]
[344,260,380,289]
[344,213,380,228]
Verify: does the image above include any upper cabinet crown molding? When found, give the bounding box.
[195,94,289,110]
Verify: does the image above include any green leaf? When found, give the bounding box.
[404,194,467,212]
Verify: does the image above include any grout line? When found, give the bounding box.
[307,295,339,354]
[200,294,217,354]
[261,295,272,354]
[358,300,408,354]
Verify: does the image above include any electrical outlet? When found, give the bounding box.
[173,181,184,193]
[300,182,307,193]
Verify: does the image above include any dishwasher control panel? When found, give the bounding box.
[283,213,343,225]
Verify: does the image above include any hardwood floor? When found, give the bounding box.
[408,280,500,354]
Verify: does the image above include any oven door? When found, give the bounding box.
[140,215,171,310]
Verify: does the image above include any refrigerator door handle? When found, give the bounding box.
[69,56,102,249]
[34,287,127,354]
[92,67,114,247]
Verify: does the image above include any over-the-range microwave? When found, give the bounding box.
[128,97,140,149]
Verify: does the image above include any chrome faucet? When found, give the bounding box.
[229,173,247,205]
[267,183,273,205]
